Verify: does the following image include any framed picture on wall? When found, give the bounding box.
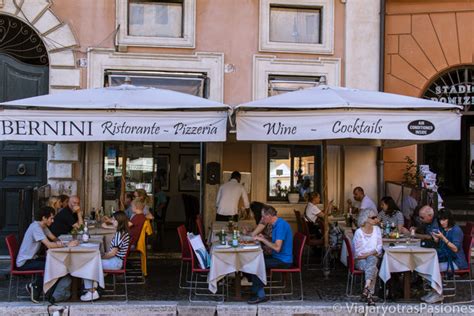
[179,154,200,191]
[155,155,170,191]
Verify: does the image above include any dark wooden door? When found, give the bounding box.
[0,53,48,254]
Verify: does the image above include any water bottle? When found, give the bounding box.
[385,222,391,237]
[231,230,239,248]
[82,223,90,243]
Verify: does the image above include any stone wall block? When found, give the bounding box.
[21,0,50,24]
[48,143,80,162]
[49,50,76,67]
[33,9,61,34]
[48,162,73,179]
[70,302,177,316]
[44,23,77,49]
[50,68,81,87]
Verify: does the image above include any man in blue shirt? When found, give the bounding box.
[248,205,293,304]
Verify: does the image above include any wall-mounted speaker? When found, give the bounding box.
[206,162,220,185]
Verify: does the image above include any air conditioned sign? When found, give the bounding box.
[236,110,461,141]
[0,110,228,142]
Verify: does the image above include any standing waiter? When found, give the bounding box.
[216,171,250,221]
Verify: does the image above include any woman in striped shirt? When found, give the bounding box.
[81,211,130,301]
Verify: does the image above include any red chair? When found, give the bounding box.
[296,210,324,267]
[268,232,306,301]
[5,234,44,302]
[196,214,205,240]
[102,246,130,301]
[441,234,473,303]
[177,225,192,289]
[186,234,226,302]
[462,222,474,237]
[342,235,364,296]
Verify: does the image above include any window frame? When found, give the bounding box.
[116,0,196,48]
[259,0,334,54]
[266,144,322,202]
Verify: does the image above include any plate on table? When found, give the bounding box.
[79,242,99,248]
[214,244,231,249]
[241,244,260,250]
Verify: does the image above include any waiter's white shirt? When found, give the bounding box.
[216,179,250,216]
[360,195,377,211]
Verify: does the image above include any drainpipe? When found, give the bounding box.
[377,0,386,200]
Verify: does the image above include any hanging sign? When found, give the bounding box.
[236,110,461,141]
[0,110,228,142]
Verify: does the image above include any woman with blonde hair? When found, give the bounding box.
[47,196,62,214]
[134,189,154,220]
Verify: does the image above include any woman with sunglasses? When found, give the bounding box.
[352,208,382,306]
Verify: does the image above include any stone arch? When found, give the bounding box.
[384,10,474,98]
[0,0,81,92]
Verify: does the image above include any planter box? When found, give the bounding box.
[287,193,300,204]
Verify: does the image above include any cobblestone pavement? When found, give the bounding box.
[0,257,471,304]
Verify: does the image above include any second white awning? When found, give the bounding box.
[236,109,461,142]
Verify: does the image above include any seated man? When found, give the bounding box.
[247,205,293,304]
[50,195,84,237]
[412,205,439,244]
[17,206,78,303]
[128,199,147,249]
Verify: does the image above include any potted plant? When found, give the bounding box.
[287,186,300,204]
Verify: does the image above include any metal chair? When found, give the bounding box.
[5,234,44,302]
[268,232,306,301]
[102,247,130,301]
[296,210,324,267]
[441,234,473,303]
[196,214,205,241]
[177,225,192,289]
[186,234,226,302]
[342,235,364,297]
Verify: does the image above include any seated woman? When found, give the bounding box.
[80,211,130,301]
[378,196,408,235]
[245,201,272,255]
[304,192,332,238]
[352,208,382,306]
[421,208,468,304]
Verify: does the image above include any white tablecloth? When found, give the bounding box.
[44,244,104,293]
[208,244,266,293]
[379,246,443,294]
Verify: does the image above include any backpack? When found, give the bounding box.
[45,275,72,304]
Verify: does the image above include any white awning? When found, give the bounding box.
[0,84,231,142]
[236,109,461,142]
[0,109,228,142]
[235,85,462,145]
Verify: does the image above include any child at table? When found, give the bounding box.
[80,211,130,301]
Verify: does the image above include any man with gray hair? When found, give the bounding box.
[50,195,84,237]
[411,205,439,241]
[247,205,293,304]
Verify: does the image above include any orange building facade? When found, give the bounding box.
[383,0,474,202]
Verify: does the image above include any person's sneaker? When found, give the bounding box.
[26,283,40,304]
[247,296,269,304]
[80,290,100,301]
[425,292,443,304]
